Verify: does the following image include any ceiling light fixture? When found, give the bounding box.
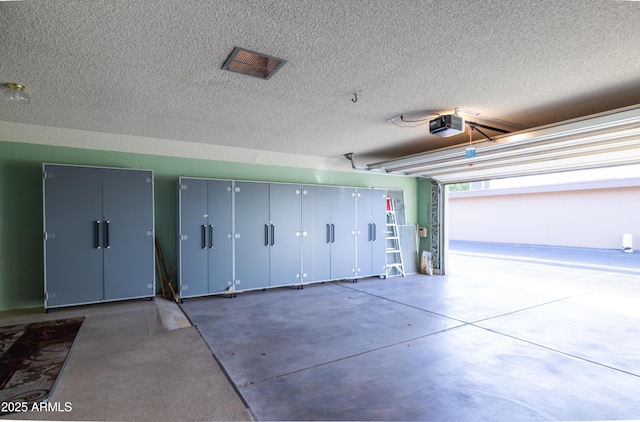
[1,82,30,104]
[222,47,286,80]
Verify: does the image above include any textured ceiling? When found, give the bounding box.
[1,0,640,167]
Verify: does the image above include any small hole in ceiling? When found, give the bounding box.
[221,47,286,80]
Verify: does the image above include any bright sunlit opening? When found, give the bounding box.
[489,163,640,189]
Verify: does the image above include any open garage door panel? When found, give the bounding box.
[368,105,640,184]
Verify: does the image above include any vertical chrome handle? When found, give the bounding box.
[104,220,111,249]
[368,223,372,241]
[209,225,214,249]
[95,221,101,249]
[372,223,377,241]
[326,224,331,244]
[331,224,335,243]
[270,224,275,246]
[264,225,269,246]
[202,225,207,249]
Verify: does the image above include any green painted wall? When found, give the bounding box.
[0,140,418,311]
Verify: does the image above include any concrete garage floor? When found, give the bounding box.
[182,250,640,421]
[0,299,252,421]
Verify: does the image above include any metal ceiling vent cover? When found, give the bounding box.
[222,47,287,80]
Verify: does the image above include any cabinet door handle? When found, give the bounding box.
[331,224,335,243]
[95,220,101,249]
[270,224,275,246]
[209,225,214,249]
[368,223,372,241]
[104,220,111,249]
[326,224,331,244]
[264,224,269,246]
[202,225,207,249]
[372,223,377,241]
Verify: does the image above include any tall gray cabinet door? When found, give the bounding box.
[43,165,104,308]
[234,181,270,291]
[370,189,388,276]
[269,183,302,286]
[207,180,233,293]
[356,189,373,277]
[178,178,209,298]
[301,185,331,283]
[102,168,155,300]
[330,187,357,279]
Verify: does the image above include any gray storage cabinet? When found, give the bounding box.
[267,183,303,287]
[234,181,302,290]
[329,186,358,280]
[301,185,332,283]
[178,179,303,296]
[177,177,386,298]
[178,178,233,298]
[234,181,271,291]
[43,164,155,310]
[356,188,387,278]
[301,185,363,283]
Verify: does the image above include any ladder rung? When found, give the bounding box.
[386,249,402,253]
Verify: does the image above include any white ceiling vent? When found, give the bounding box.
[221,47,286,80]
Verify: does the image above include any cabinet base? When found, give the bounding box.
[43,295,156,312]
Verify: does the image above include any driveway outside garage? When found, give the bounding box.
[182,244,640,421]
[449,240,640,275]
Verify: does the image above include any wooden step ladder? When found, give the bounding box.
[385,196,405,277]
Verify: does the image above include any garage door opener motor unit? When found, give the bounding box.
[429,114,465,137]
